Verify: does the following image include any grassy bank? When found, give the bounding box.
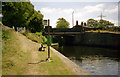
[2,26,76,75]
[22,32,47,44]
[2,26,31,74]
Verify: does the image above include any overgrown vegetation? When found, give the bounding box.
[52,36,64,46]
[22,32,47,44]
[2,30,10,41]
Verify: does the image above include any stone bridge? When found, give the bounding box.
[44,24,100,36]
[43,21,120,49]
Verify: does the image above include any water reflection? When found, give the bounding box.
[52,45,119,75]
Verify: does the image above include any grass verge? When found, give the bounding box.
[21,32,47,44]
[2,26,32,75]
[2,26,76,75]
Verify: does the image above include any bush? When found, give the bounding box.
[2,30,10,40]
[96,25,105,30]
[21,32,47,44]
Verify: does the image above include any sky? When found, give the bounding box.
[29,0,119,2]
[3,0,119,28]
[30,1,119,27]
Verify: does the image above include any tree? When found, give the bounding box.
[99,19,114,26]
[87,19,114,28]
[87,19,99,27]
[2,2,34,27]
[96,24,105,29]
[54,18,69,46]
[2,2,43,32]
[28,11,43,32]
[56,18,70,28]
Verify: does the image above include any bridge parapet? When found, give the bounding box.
[44,25,101,34]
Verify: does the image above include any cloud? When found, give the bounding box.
[83,4,104,13]
[74,4,105,23]
[63,9,74,14]
[41,8,56,14]
[41,8,74,27]
[107,19,118,26]
[41,8,74,14]
[30,0,119,2]
[104,6,118,14]
[40,3,118,27]
[75,4,104,17]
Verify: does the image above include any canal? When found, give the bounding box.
[52,45,119,75]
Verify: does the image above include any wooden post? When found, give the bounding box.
[48,19,50,59]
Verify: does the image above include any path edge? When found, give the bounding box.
[50,47,91,75]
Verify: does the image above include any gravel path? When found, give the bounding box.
[17,33,41,75]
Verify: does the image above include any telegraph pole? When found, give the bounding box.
[98,12,106,20]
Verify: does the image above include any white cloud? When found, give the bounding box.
[63,9,74,14]
[41,8,56,14]
[74,4,104,16]
[74,4,105,23]
[104,6,118,14]
[41,8,74,14]
[41,8,74,27]
[83,4,104,13]
[30,0,119,2]
[40,3,118,27]
[108,19,118,26]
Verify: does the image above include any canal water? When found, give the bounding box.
[52,45,119,75]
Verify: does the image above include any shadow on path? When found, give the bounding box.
[28,59,49,64]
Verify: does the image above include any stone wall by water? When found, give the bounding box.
[63,32,120,49]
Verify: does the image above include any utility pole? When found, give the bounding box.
[98,12,106,20]
[72,11,74,27]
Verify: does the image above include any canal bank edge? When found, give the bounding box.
[50,47,91,75]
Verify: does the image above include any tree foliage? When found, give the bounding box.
[96,24,105,29]
[87,19,99,27]
[2,2,43,32]
[99,19,114,26]
[87,19,114,28]
[56,18,70,28]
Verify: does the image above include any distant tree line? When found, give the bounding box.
[2,2,43,33]
[87,19,114,28]
[86,19,120,31]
